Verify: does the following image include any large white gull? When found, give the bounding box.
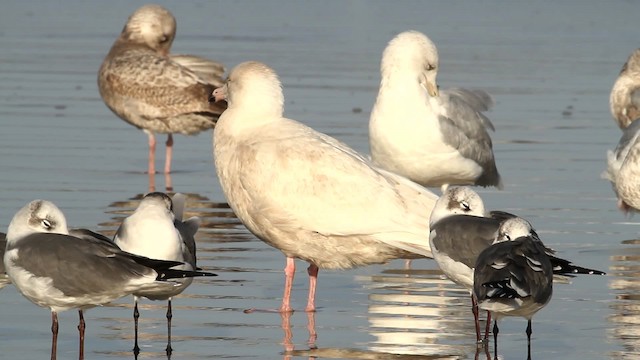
[369,30,501,192]
[211,61,438,313]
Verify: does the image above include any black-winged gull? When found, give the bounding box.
[113,192,202,356]
[210,61,438,313]
[474,217,553,360]
[429,187,605,343]
[98,4,226,174]
[4,199,216,360]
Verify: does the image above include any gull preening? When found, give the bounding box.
[474,217,553,360]
[610,48,640,129]
[603,119,640,214]
[369,30,501,192]
[98,4,226,174]
[4,199,215,360]
[211,61,438,312]
[113,192,203,356]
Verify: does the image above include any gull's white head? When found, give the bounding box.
[212,61,284,118]
[429,186,485,226]
[6,200,70,243]
[380,30,439,97]
[494,217,534,244]
[122,4,176,55]
[136,192,175,219]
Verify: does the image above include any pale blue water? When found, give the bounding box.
[0,1,634,359]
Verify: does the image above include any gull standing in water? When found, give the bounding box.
[98,4,226,175]
[610,48,640,129]
[369,30,501,192]
[4,200,215,360]
[430,187,605,343]
[113,192,202,356]
[474,217,553,360]
[603,119,640,213]
[211,61,438,313]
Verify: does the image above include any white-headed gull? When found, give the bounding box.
[4,199,215,360]
[210,61,438,312]
[113,192,202,356]
[474,217,553,359]
[369,30,501,192]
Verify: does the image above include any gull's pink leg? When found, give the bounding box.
[147,132,157,174]
[280,257,296,313]
[484,311,492,342]
[305,264,319,312]
[164,134,173,174]
[472,294,482,342]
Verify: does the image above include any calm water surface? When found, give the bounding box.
[0,1,635,359]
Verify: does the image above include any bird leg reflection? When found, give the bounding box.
[281,310,318,360]
[164,134,173,174]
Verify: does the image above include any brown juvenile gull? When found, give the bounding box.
[210,61,438,313]
[4,200,216,360]
[113,192,202,356]
[369,30,501,192]
[98,4,226,174]
[610,48,640,129]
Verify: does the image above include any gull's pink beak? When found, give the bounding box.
[209,86,227,103]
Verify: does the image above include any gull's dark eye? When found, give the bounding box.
[41,219,52,230]
[460,201,470,211]
[500,232,511,241]
[426,63,436,71]
[159,34,170,44]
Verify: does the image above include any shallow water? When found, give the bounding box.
[0,0,634,359]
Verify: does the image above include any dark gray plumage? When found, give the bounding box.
[474,217,553,359]
[4,199,216,360]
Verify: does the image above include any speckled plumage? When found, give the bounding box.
[212,61,438,312]
[610,49,640,129]
[98,4,226,174]
[369,31,501,190]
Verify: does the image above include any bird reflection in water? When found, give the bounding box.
[147,172,173,193]
[609,238,640,359]
[281,311,317,360]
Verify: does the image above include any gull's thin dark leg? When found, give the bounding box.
[166,299,173,356]
[472,295,482,342]
[133,300,141,356]
[493,321,499,360]
[78,310,86,360]
[51,311,59,360]
[526,319,533,360]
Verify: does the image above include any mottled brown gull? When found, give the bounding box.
[369,31,501,192]
[610,48,640,129]
[211,61,438,313]
[98,4,226,174]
